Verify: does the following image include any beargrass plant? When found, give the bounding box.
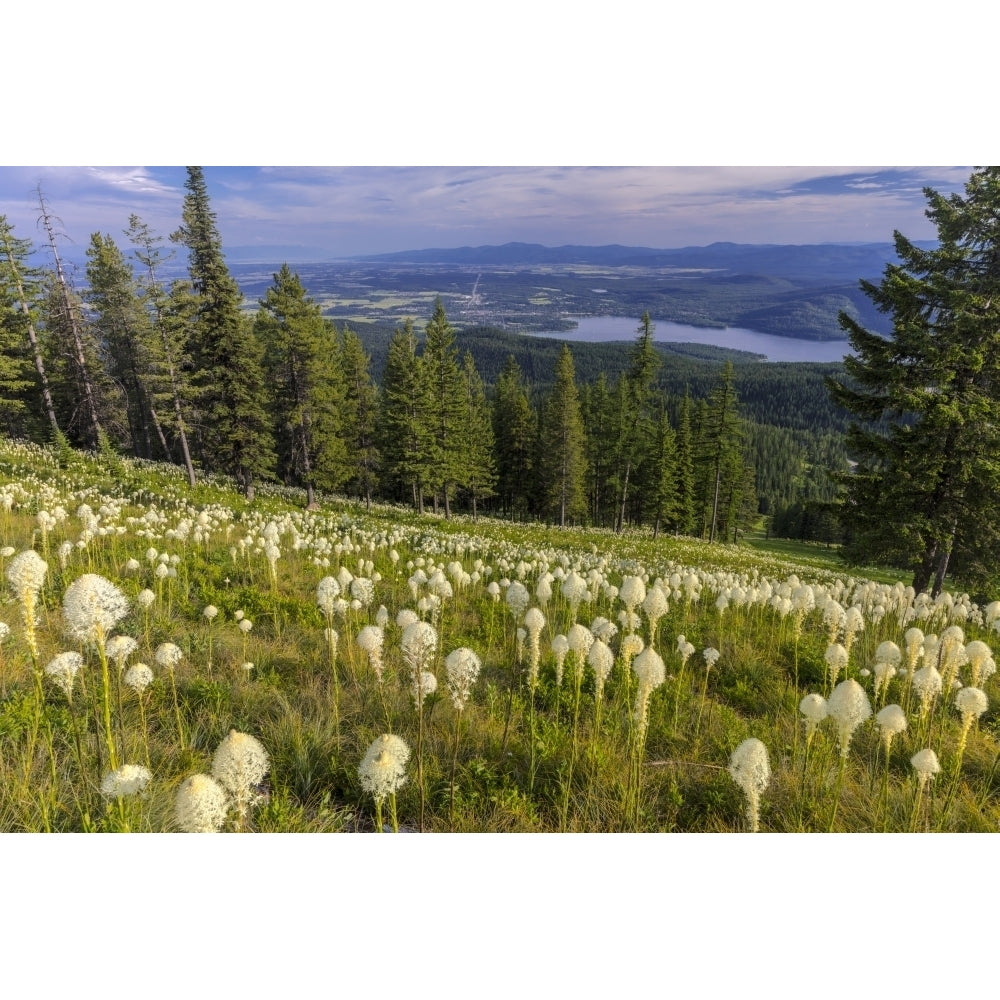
[5,434,1000,833]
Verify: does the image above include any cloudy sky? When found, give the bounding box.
[0,165,973,261]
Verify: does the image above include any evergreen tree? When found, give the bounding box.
[255,264,347,506]
[582,372,617,527]
[126,215,198,484]
[380,319,433,511]
[613,310,661,532]
[538,344,588,526]
[0,274,37,436]
[421,297,465,517]
[340,326,380,508]
[645,402,681,538]
[171,167,274,498]
[827,166,1000,595]
[700,360,743,543]
[674,390,697,535]
[458,350,497,519]
[85,232,170,459]
[492,354,535,520]
[36,190,105,448]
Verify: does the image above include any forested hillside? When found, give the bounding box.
[1,169,852,555]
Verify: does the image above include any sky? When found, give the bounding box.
[0,165,975,261]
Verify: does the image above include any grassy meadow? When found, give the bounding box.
[2,433,999,833]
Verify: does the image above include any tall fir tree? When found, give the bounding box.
[340,326,380,508]
[126,214,198,485]
[421,297,465,517]
[85,232,171,459]
[674,390,697,535]
[171,167,274,498]
[379,318,434,511]
[538,344,588,526]
[613,310,661,532]
[255,264,347,506]
[492,354,536,520]
[582,372,616,527]
[699,360,744,543]
[827,166,1000,595]
[458,350,497,519]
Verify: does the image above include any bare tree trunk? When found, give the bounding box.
[37,186,103,447]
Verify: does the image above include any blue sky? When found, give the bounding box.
[0,165,974,261]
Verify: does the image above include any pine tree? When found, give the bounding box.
[645,402,681,539]
[458,351,497,519]
[126,214,198,486]
[0,274,36,436]
[674,390,697,535]
[85,232,171,459]
[255,264,347,506]
[827,166,1000,595]
[36,186,104,449]
[340,326,380,508]
[614,310,661,532]
[380,319,434,511]
[171,167,274,498]
[492,354,535,519]
[421,297,465,517]
[538,344,588,526]
[582,372,616,527]
[700,361,743,543]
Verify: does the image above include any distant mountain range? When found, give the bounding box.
[359,240,930,286]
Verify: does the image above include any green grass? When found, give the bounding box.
[1,434,998,833]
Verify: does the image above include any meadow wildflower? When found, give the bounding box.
[174,774,229,833]
[62,574,130,645]
[729,738,770,832]
[359,733,411,831]
[124,663,154,692]
[826,678,872,758]
[44,651,83,700]
[445,647,482,712]
[212,730,269,829]
[101,764,152,798]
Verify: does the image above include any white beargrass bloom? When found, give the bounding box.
[124,662,154,692]
[62,573,130,645]
[396,608,419,630]
[825,643,849,689]
[358,734,411,804]
[445,647,482,711]
[729,738,770,832]
[105,635,138,670]
[411,669,437,706]
[101,764,152,799]
[912,662,943,718]
[401,620,437,676]
[356,625,385,682]
[203,604,219,621]
[910,747,941,792]
[6,549,48,656]
[875,703,908,755]
[677,635,695,666]
[136,588,155,609]
[588,638,615,702]
[212,730,269,823]
[632,646,666,733]
[505,581,530,618]
[963,641,993,687]
[826,678,872,758]
[174,773,229,832]
[954,686,989,759]
[316,576,341,617]
[703,646,721,669]
[642,585,669,642]
[799,692,827,745]
[44,651,83,699]
[551,633,569,687]
[155,642,183,670]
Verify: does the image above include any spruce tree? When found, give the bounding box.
[85,232,170,459]
[827,166,1000,595]
[171,167,274,498]
[700,361,743,543]
[255,264,347,506]
[340,326,380,508]
[126,214,198,486]
[380,319,434,511]
[538,344,588,526]
[492,354,535,520]
[421,297,465,517]
[458,350,497,519]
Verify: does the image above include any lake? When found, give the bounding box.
[530,316,853,363]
